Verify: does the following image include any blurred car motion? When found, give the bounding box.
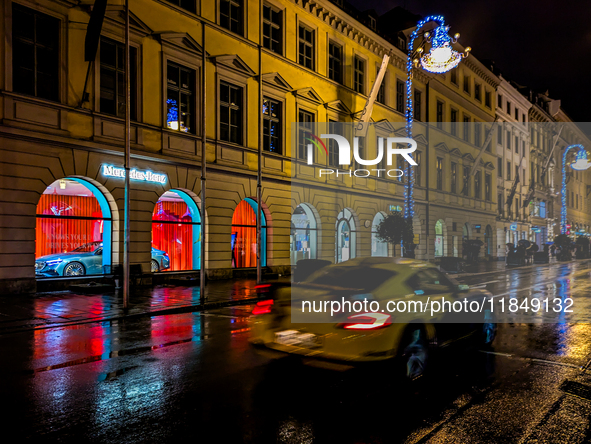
[249,257,496,379]
[35,241,170,276]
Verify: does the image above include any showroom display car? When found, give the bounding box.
[249,257,496,380]
[35,242,170,276]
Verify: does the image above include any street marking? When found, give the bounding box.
[479,350,583,369]
[471,280,499,289]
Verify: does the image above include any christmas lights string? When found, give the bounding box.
[404,16,469,222]
[561,144,589,234]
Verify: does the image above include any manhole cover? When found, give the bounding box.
[560,380,591,401]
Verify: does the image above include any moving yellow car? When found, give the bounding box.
[249,257,496,379]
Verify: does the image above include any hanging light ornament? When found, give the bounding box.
[561,144,591,234]
[417,25,470,74]
[570,148,591,171]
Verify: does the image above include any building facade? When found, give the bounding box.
[495,76,532,259]
[1,0,589,294]
[553,106,591,239]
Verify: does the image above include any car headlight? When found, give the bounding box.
[35,262,46,271]
[45,259,63,267]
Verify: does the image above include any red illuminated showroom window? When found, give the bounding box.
[35,178,112,277]
[231,198,267,268]
[152,190,201,272]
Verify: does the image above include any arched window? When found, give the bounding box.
[336,208,357,263]
[291,204,318,265]
[35,178,112,277]
[371,212,388,257]
[152,190,201,272]
[462,222,470,240]
[435,220,445,257]
[485,225,493,256]
[231,198,267,268]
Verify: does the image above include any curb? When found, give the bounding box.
[0,296,266,335]
[453,258,591,278]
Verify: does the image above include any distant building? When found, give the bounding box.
[495,75,532,257]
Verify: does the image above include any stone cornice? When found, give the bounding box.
[462,57,500,89]
[529,104,554,123]
[291,0,407,71]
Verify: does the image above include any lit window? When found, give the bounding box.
[166,62,194,133]
[262,98,282,154]
[436,157,443,190]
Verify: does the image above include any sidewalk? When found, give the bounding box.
[0,278,281,334]
[451,257,589,277]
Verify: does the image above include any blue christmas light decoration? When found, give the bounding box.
[561,144,590,234]
[571,148,591,170]
[404,16,470,223]
[167,98,179,130]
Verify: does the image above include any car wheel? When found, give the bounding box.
[398,327,429,381]
[63,262,86,276]
[481,322,497,346]
[151,259,160,273]
[480,310,497,347]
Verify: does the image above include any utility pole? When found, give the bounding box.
[256,0,263,284]
[122,0,131,309]
[200,23,207,303]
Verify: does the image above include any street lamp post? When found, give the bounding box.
[561,144,591,234]
[404,16,470,254]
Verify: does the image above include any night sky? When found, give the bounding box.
[349,0,591,123]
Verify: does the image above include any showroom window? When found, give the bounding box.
[152,190,201,272]
[231,199,266,268]
[291,204,318,265]
[371,212,388,257]
[35,179,112,277]
[336,208,357,263]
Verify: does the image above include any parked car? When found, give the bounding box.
[35,242,170,276]
[150,247,170,272]
[249,257,496,380]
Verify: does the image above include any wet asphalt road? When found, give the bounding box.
[2,261,591,443]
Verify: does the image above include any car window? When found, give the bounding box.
[72,242,101,252]
[308,266,396,292]
[406,268,457,295]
